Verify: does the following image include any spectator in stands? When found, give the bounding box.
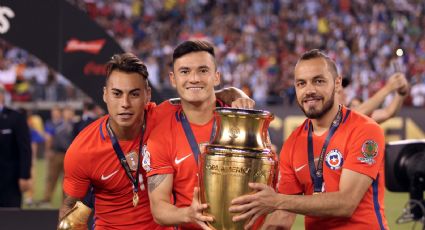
[410,80,425,107]
[42,106,62,207]
[22,109,46,207]
[340,72,409,124]
[41,106,75,206]
[2,1,424,107]
[0,85,32,208]
[72,101,98,138]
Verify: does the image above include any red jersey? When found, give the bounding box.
[63,103,172,230]
[145,101,215,229]
[278,107,388,230]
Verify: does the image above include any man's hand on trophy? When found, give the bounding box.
[231,98,255,109]
[187,187,215,230]
[229,183,278,230]
[215,87,255,109]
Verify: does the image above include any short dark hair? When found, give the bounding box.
[172,40,215,67]
[297,49,339,78]
[105,53,149,85]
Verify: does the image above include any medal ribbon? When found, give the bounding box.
[106,113,146,206]
[176,101,224,165]
[178,112,216,165]
[307,105,343,194]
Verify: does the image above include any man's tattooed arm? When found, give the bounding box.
[148,174,167,193]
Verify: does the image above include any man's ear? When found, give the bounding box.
[169,72,177,88]
[146,86,151,103]
[102,86,107,103]
[335,76,342,91]
[214,71,221,87]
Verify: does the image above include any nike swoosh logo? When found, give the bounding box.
[175,154,192,165]
[295,164,307,172]
[295,158,319,172]
[101,170,119,180]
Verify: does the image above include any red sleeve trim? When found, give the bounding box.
[146,167,174,177]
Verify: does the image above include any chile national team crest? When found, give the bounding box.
[325,149,344,170]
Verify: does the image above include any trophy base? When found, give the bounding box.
[200,150,275,230]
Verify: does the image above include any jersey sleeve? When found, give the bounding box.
[63,141,91,198]
[277,134,303,195]
[144,117,175,177]
[343,122,385,180]
[145,101,179,136]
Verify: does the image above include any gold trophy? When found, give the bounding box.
[199,108,276,230]
[57,201,92,230]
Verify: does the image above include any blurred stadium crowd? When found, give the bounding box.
[1,0,425,108]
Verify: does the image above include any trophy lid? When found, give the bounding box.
[215,107,274,120]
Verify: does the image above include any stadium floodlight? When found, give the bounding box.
[385,139,425,227]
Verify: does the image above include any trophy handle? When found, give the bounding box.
[58,201,92,230]
[198,145,215,229]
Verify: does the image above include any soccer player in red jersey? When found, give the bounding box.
[60,53,171,230]
[229,49,389,230]
[145,40,254,230]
